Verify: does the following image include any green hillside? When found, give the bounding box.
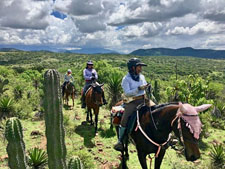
[0,51,225,169]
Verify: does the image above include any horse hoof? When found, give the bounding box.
[91,122,94,125]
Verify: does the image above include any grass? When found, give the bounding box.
[0,99,225,168]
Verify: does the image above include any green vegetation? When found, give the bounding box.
[209,144,225,169]
[4,117,27,169]
[27,147,48,169]
[43,69,67,169]
[0,51,225,168]
[68,156,84,169]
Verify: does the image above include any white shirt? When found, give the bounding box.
[121,73,147,97]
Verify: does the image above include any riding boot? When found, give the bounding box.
[114,126,126,151]
[81,94,86,109]
[102,92,107,105]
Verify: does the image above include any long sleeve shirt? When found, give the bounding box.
[83,68,98,81]
[121,73,147,97]
[64,74,74,82]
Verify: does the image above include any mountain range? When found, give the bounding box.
[130,47,225,59]
[1,46,225,59]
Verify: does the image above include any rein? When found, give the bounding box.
[135,106,197,169]
[135,109,171,158]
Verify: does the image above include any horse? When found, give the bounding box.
[63,82,75,107]
[112,101,211,169]
[85,82,104,135]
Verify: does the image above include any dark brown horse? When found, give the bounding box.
[63,82,75,107]
[112,102,211,169]
[85,82,104,135]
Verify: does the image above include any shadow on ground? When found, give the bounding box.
[74,121,96,148]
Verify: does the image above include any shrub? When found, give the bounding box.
[210,144,225,168]
[0,97,14,120]
[28,147,48,169]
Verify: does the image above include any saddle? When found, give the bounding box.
[111,103,173,134]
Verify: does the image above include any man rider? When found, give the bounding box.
[81,60,107,108]
[114,58,154,151]
[62,69,74,97]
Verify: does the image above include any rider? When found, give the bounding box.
[114,58,153,151]
[62,69,74,97]
[81,60,107,108]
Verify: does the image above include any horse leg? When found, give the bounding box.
[124,137,129,160]
[137,151,148,169]
[94,113,98,135]
[121,149,127,169]
[72,94,74,107]
[154,149,166,169]
[90,109,94,125]
[86,109,89,122]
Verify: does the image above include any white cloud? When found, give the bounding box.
[0,0,225,53]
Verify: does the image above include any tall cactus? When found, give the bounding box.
[68,156,84,169]
[5,117,27,169]
[153,80,160,103]
[43,69,67,169]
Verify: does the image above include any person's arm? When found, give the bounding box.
[71,76,74,82]
[64,74,67,82]
[122,77,139,97]
[83,69,91,80]
[93,69,98,79]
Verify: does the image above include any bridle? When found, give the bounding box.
[171,108,199,146]
[135,106,199,158]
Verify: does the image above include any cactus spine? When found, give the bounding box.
[43,69,67,169]
[68,156,84,169]
[5,117,27,169]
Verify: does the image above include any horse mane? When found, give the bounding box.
[138,102,179,116]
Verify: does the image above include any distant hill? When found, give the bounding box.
[0,48,22,52]
[130,47,225,59]
[0,45,119,54]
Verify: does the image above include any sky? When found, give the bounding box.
[0,0,225,53]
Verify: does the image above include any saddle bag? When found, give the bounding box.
[111,105,125,126]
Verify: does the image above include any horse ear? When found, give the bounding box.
[179,102,187,113]
[195,104,212,112]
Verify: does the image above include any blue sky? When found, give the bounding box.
[0,0,225,53]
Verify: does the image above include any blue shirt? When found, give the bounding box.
[121,73,147,97]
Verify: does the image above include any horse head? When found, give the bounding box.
[172,102,211,161]
[92,83,104,105]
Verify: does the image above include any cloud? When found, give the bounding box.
[68,0,103,16]
[0,0,225,53]
[108,0,200,26]
[0,0,51,30]
[166,22,225,35]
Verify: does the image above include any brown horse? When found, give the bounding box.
[85,82,104,134]
[112,102,211,169]
[63,82,75,107]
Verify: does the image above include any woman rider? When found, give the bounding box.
[81,60,107,108]
[114,58,153,151]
